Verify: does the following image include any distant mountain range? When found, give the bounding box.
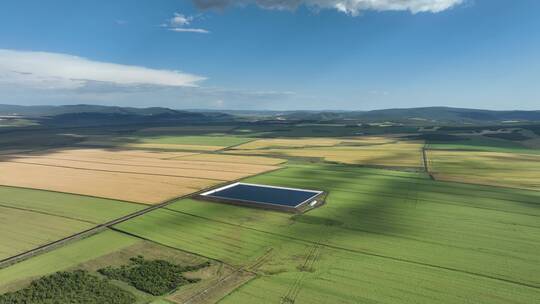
[1,104,539,125]
[0,104,185,117]
[268,107,540,124]
[0,104,232,127]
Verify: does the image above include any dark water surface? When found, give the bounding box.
[206,184,320,207]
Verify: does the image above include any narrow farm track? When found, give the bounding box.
[0,166,285,270]
[281,243,322,304]
[422,144,434,180]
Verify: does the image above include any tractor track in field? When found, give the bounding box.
[157,208,540,291]
[281,243,322,304]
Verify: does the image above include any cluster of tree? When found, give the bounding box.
[98,256,210,296]
[0,270,135,304]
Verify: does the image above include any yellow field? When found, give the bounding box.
[82,140,224,151]
[233,137,394,149]
[25,149,280,174]
[229,137,423,168]
[428,150,540,191]
[0,149,280,204]
[174,153,286,165]
[42,148,197,160]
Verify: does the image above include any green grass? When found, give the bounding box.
[115,163,540,303]
[0,230,139,289]
[149,300,174,304]
[0,206,94,260]
[0,186,145,224]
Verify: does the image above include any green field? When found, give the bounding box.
[0,186,145,260]
[114,163,540,303]
[0,206,94,260]
[0,186,145,224]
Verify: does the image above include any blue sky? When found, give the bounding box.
[0,0,538,110]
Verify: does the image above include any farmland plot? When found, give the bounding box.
[0,186,144,224]
[0,230,139,292]
[0,206,93,260]
[82,135,252,151]
[428,150,540,190]
[0,149,280,203]
[116,164,540,304]
[229,137,424,168]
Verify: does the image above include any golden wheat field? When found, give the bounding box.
[18,149,280,174]
[428,150,540,191]
[229,137,424,168]
[232,136,395,149]
[0,149,280,204]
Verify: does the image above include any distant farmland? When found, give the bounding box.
[428,149,540,191]
[81,135,253,151]
[228,137,424,168]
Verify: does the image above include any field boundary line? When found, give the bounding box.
[108,227,231,266]
[162,208,540,291]
[6,160,225,182]
[12,155,277,175]
[0,202,97,225]
[216,138,257,152]
[0,184,149,207]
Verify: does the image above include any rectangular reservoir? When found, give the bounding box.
[199,182,324,213]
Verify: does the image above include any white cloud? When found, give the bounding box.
[0,49,205,90]
[163,12,210,34]
[193,0,464,14]
[169,28,210,34]
[0,82,299,110]
[0,49,298,109]
[170,13,193,26]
